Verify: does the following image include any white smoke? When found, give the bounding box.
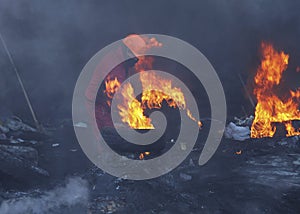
[0,177,89,214]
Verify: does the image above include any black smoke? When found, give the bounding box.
[0,0,300,123]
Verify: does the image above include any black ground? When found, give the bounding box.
[1,120,299,213]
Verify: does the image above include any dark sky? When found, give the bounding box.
[0,0,300,122]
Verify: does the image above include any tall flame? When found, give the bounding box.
[251,42,300,138]
[118,82,154,129]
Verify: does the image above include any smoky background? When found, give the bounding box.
[0,0,300,124]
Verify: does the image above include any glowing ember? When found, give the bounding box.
[139,151,151,160]
[139,153,144,160]
[251,42,300,138]
[235,150,242,155]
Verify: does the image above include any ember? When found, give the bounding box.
[235,150,242,155]
[139,151,150,160]
[251,42,300,138]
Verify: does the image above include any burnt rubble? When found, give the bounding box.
[225,115,300,143]
[224,116,253,141]
[81,133,300,213]
[0,117,300,213]
[0,116,49,179]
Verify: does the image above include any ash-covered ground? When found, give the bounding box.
[0,118,299,214]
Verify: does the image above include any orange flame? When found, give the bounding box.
[103,36,201,129]
[235,150,242,155]
[187,109,203,128]
[111,71,202,129]
[139,153,144,160]
[139,151,150,160]
[140,71,186,109]
[251,42,300,138]
[117,82,154,129]
[104,77,121,99]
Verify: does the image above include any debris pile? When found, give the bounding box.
[224,116,253,141]
[0,116,48,178]
[225,115,300,147]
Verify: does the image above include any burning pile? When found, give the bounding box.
[105,69,202,129]
[103,36,202,130]
[251,42,300,138]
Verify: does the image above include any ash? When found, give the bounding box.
[0,119,300,213]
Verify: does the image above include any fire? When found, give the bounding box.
[251,42,300,138]
[109,71,202,129]
[103,35,201,129]
[103,77,121,106]
[139,151,150,160]
[117,82,154,129]
[139,71,202,127]
[104,77,121,99]
[187,109,203,128]
[140,71,186,109]
[235,150,242,155]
